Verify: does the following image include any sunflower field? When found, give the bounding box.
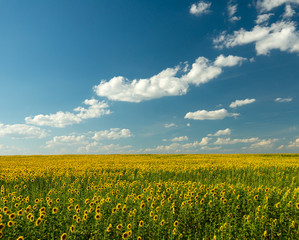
[0,154,298,239]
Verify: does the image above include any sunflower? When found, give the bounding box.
[7,220,14,227]
[160,220,165,226]
[83,214,88,221]
[116,224,123,230]
[140,203,145,209]
[106,224,112,232]
[70,224,75,233]
[137,237,141,240]
[122,205,127,212]
[122,232,128,239]
[112,208,117,213]
[9,213,16,220]
[153,215,158,221]
[0,223,5,231]
[127,223,132,229]
[174,221,179,227]
[116,203,121,209]
[76,217,81,223]
[139,220,144,227]
[16,237,24,240]
[60,233,67,240]
[52,207,58,214]
[95,213,102,220]
[40,207,46,212]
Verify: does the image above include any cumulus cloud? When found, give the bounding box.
[171,136,188,142]
[228,1,241,22]
[190,1,211,15]
[0,123,47,139]
[92,128,133,140]
[257,0,299,12]
[94,55,246,102]
[214,137,259,145]
[45,135,87,148]
[214,21,299,55]
[214,55,247,67]
[249,138,279,148]
[275,97,293,102]
[287,138,299,148]
[199,137,211,145]
[208,128,231,136]
[184,109,239,120]
[283,4,296,18]
[79,142,132,154]
[255,13,274,24]
[229,98,256,108]
[25,99,110,128]
[144,138,211,153]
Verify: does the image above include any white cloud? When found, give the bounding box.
[255,13,274,24]
[199,137,211,145]
[249,138,279,148]
[171,136,188,142]
[228,3,237,17]
[277,144,285,150]
[184,108,239,120]
[287,138,299,148]
[0,123,47,139]
[201,146,222,150]
[25,99,110,128]
[275,97,293,102]
[92,128,133,140]
[143,136,217,153]
[165,123,178,128]
[229,98,256,108]
[283,4,296,18]
[190,1,211,15]
[94,55,246,102]
[45,135,87,148]
[79,142,132,154]
[181,57,222,85]
[214,21,299,55]
[228,1,241,22]
[186,123,191,127]
[257,0,299,12]
[208,128,231,136]
[214,137,259,145]
[214,54,247,67]
[0,144,26,155]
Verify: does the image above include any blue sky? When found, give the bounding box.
[0,0,299,154]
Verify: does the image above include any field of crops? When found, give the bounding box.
[0,154,298,239]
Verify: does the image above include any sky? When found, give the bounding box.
[0,0,299,155]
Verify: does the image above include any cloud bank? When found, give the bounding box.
[185,109,239,120]
[190,1,211,16]
[94,55,246,103]
[25,99,110,128]
[214,21,299,55]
